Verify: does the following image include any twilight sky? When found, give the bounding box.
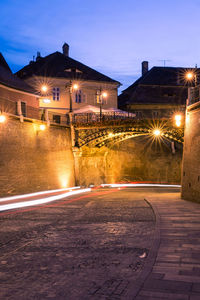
[1,0,200,92]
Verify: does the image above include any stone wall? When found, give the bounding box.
[0,117,75,197]
[181,103,200,202]
[76,136,182,186]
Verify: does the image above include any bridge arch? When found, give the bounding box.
[74,123,184,148]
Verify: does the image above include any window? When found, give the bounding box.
[135,111,143,118]
[152,111,159,118]
[75,90,85,103]
[95,91,107,104]
[52,87,60,101]
[96,90,101,104]
[53,115,61,124]
[21,102,26,117]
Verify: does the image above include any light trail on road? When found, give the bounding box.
[101,183,181,188]
[0,189,119,216]
[0,186,81,203]
[0,188,91,212]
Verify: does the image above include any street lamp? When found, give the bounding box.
[153,129,161,137]
[174,114,182,127]
[98,90,108,121]
[185,72,197,85]
[0,114,6,123]
[41,85,48,93]
[69,81,79,112]
[185,71,198,105]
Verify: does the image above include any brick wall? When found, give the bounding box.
[0,118,75,197]
[181,103,200,202]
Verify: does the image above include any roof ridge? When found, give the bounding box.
[0,53,12,72]
[16,51,120,84]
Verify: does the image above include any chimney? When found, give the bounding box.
[62,43,69,56]
[142,61,148,76]
[36,51,41,61]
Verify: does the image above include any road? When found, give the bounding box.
[1,186,200,300]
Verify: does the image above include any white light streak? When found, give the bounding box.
[0,187,81,203]
[0,188,91,212]
[101,183,181,188]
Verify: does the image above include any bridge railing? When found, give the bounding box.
[71,111,136,125]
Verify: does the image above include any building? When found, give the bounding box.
[16,43,120,124]
[0,53,39,119]
[118,61,196,120]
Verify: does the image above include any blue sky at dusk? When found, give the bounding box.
[1,0,200,92]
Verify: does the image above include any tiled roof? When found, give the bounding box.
[16,51,120,85]
[0,53,38,95]
[119,66,196,106]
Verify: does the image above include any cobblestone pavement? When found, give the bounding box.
[1,187,200,300]
[0,188,156,300]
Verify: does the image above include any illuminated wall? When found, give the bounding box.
[181,102,200,202]
[76,137,182,186]
[0,117,75,197]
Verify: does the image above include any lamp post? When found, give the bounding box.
[69,81,79,113]
[99,91,107,121]
[185,71,198,105]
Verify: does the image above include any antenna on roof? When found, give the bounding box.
[158,60,171,67]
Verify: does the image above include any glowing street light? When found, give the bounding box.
[73,84,79,90]
[153,129,161,137]
[185,71,197,86]
[108,132,114,138]
[41,85,48,93]
[0,114,6,123]
[186,72,194,80]
[185,71,197,105]
[175,114,182,127]
[99,90,108,121]
[68,82,79,113]
[102,92,108,98]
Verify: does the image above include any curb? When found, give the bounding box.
[126,197,161,299]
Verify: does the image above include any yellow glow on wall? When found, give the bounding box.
[39,124,46,131]
[59,173,70,189]
[186,113,190,124]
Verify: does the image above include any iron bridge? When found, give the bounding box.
[72,118,184,148]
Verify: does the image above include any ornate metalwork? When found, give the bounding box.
[73,119,184,148]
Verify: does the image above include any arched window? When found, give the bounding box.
[75,90,85,103]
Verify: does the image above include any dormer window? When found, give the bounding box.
[64,68,82,73]
[52,87,60,101]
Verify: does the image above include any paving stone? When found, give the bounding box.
[143,278,192,293]
[192,282,200,292]
[137,290,189,299]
